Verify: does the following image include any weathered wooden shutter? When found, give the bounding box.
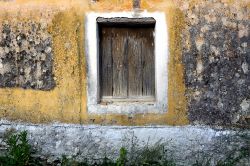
[99,24,155,101]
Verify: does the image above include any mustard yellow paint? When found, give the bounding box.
[4,0,248,125]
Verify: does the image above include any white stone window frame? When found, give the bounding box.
[85,12,168,114]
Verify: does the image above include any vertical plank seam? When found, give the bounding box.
[126,31,129,98]
[111,35,113,97]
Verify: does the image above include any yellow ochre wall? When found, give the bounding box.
[0,0,191,125]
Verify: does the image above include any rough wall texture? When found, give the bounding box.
[0,121,249,165]
[0,0,87,124]
[0,22,55,90]
[0,0,249,164]
[0,0,249,127]
[0,0,188,125]
[179,1,250,126]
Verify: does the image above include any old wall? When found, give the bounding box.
[0,0,249,127]
[179,0,250,127]
[0,0,188,125]
[0,120,249,165]
[0,0,249,164]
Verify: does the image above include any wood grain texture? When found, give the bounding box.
[128,29,142,97]
[99,26,155,100]
[100,27,113,96]
[97,17,156,27]
[111,28,128,97]
[142,28,155,96]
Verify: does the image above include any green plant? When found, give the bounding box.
[123,137,175,166]
[0,130,31,166]
[99,156,116,166]
[136,142,175,166]
[61,155,89,166]
[116,147,128,166]
[192,159,211,166]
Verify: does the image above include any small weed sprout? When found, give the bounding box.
[0,130,31,166]
[116,147,128,166]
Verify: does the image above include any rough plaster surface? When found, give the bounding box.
[0,120,249,165]
[0,0,248,126]
[0,21,55,90]
[181,1,250,126]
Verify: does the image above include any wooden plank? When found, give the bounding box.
[111,28,128,97]
[99,26,155,100]
[127,29,143,97]
[97,17,156,27]
[142,28,155,96]
[100,27,113,96]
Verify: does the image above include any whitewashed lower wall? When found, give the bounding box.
[0,120,249,165]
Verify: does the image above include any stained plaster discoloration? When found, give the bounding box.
[0,0,88,124]
[180,0,250,126]
[0,22,55,90]
[0,0,190,125]
[1,0,248,127]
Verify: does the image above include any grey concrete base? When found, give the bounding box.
[0,120,249,165]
